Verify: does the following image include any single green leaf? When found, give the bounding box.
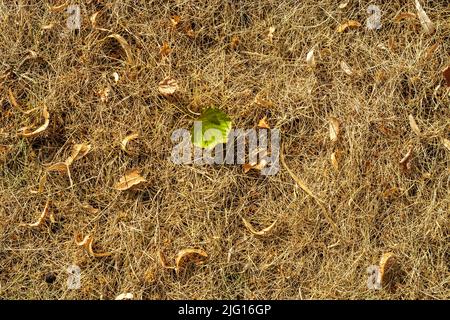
[191,107,232,149]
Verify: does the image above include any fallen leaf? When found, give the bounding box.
[8,88,39,114]
[158,251,175,270]
[257,116,270,129]
[66,143,91,165]
[45,162,69,173]
[115,293,134,300]
[329,117,340,142]
[160,42,172,57]
[170,15,181,28]
[18,106,50,138]
[408,114,421,136]
[114,169,146,190]
[330,151,339,171]
[306,48,316,68]
[158,77,179,96]
[338,1,350,9]
[267,27,275,43]
[230,36,240,50]
[337,20,361,33]
[393,12,417,23]
[191,108,232,149]
[48,2,68,12]
[242,158,268,174]
[75,233,112,257]
[121,133,139,153]
[254,96,273,108]
[112,72,119,83]
[340,61,353,76]
[378,252,396,286]
[175,248,208,273]
[30,173,47,194]
[443,66,450,87]
[107,34,134,65]
[242,218,276,236]
[97,87,111,103]
[20,199,54,227]
[399,146,414,171]
[414,0,435,35]
[41,23,55,30]
[81,203,100,214]
[442,138,450,151]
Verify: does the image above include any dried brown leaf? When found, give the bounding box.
[340,61,353,76]
[30,173,47,194]
[306,48,316,68]
[107,34,134,65]
[443,66,450,87]
[414,0,435,35]
[8,88,39,114]
[408,114,421,136]
[257,117,270,129]
[18,106,50,138]
[158,251,175,270]
[75,233,112,257]
[114,169,146,190]
[393,12,417,23]
[329,117,340,142]
[379,252,396,286]
[399,146,414,172]
[170,15,181,28]
[175,248,208,273]
[242,218,277,236]
[121,133,139,153]
[20,199,52,227]
[158,77,179,96]
[65,143,91,165]
[330,151,339,172]
[160,42,172,57]
[337,20,361,33]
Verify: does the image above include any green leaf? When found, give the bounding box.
[191,107,232,149]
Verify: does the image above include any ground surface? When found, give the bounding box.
[0,0,449,299]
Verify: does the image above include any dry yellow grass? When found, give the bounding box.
[0,0,449,300]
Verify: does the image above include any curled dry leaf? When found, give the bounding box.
[20,199,54,227]
[75,233,112,257]
[408,114,421,136]
[90,11,109,31]
[170,15,181,28]
[158,251,175,270]
[399,146,414,171]
[393,12,417,23]
[175,248,208,273]
[121,133,139,153]
[230,36,240,50]
[48,2,69,12]
[242,158,268,174]
[257,116,270,129]
[306,48,316,68]
[158,77,179,96]
[160,42,172,57]
[46,162,69,173]
[267,27,275,43]
[443,66,450,87]
[98,87,111,103]
[329,117,340,142]
[8,89,39,114]
[30,173,47,194]
[378,252,396,286]
[340,61,353,76]
[338,1,350,9]
[114,169,146,190]
[254,96,273,108]
[42,23,54,30]
[242,217,276,236]
[115,293,134,300]
[330,151,339,172]
[107,34,134,65]
[442,138,450,152]
[18,105,50,138]
[414,0,435,35]
[66,143,91,165]
[337,20,361,33]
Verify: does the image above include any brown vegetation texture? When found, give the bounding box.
[0,0,449,299]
